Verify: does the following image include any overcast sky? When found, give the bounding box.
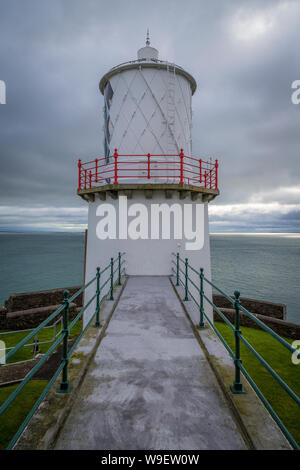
[0,0,299,232]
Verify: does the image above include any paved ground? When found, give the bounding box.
[54,276,247,450]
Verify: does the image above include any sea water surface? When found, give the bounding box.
[0,232,299,324]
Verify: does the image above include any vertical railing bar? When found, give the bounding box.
[198,268,205,329]
[230,291,245,394]
[57,290,72,393]
[94,267,101,327]
[110,257,114,300]
[176,252,180,286]
[118,252,122,285]
[184,258,189,301]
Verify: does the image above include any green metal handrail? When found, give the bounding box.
[0,252,126,450]
[171,252,300,449]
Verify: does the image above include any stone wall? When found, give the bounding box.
[0,286,83,330]
[214,308,300,340]
[213,294,286,320]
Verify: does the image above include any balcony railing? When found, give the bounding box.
[77,149,219,191]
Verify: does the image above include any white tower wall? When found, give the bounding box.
[83,192,213,326]
[105,67,192,156]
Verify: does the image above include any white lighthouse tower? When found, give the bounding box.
[78,33,219,324]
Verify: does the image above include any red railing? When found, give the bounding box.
[77,149,219,191]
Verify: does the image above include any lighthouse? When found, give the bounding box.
[78,33,219,324]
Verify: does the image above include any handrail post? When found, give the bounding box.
[147,153,150,179]
[114,148,118,184]
[77,159,82,191]
[179,148,184,184]
[230,291,245,394]
[57,290,72,393]
[110,257,114,300]
[95,158,98,183]
[118,252,122,285]
[215,159,219,190]
[184,258,189,301]
[94,267,101,327]
[176,252,180,286]
[198,268,205,328]
[89,170,92,189]
[199,158,202,183]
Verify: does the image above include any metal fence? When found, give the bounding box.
[0,252,126,450]
[77,149,218,190]
[171,252,300,450]
[0,317,63,359]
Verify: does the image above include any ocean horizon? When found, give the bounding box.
[0,231,299,324]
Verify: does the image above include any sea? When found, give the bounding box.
[0,232,299,324]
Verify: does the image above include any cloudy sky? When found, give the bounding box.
[0,0,299,232]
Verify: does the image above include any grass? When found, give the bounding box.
[214,320,300,447]
[0,379,48,449]
[0,319,83,363]
[0,318,83,449]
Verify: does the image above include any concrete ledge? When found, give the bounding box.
[170,276,292,450]
[78,183,219,203]
[14,277,127,450]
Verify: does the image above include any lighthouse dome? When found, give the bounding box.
[137,30,159,60]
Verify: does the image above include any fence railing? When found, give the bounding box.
[171,252,300,450]
[0,317,63,359]
[0,252,126,450]
[77,149,219,191]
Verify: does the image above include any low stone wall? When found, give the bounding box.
[213,294,286,320]
[4,286,83,312]
[214,308,300,340]
[0,286,83,330]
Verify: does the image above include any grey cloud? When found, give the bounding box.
[0,0,299,231]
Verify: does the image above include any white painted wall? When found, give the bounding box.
[83,191,213,326]
[104,66,192,160]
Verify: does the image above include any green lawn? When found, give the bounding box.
[1,319,82,363]
[214,320,300,447]
[0,319,83,449]
[0,379,48,449]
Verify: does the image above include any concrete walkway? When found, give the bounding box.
[54,276,247,450]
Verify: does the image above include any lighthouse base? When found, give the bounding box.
[83,190,213,324]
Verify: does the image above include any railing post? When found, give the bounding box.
[209,168,212,189]
[176,252,180,286]
[215,159,219,190]
[84,169,87,190]
[147,153,150,179]
[179,148,184,184]
[57,290,72,393]
[95,158,98,183]
[110,257,114,300]
[230,291,245,394]
[184,258,189,301]
[94,267,101,327]
[77,159,82,191]
[199,158,202,183]
[114,148,118,184]
[204,170,207,189]
[89,170,92,189]
[198,268,205,329]
[118,252,122,285]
